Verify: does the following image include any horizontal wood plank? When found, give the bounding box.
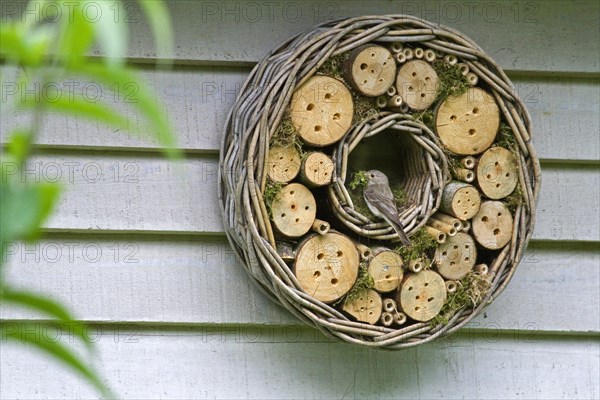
[14,154,597,241]
[2,67,599,162]
[2,238,598,334]
[1,325,598,399]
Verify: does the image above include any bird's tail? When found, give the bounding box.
[387,217,411,246]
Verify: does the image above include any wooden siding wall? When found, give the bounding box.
[1,1,599,398]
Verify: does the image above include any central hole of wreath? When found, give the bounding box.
[348,130,425,215]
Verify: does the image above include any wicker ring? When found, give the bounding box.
[219,15,541,349]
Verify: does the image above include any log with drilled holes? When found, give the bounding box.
[434,232,477,280]
[300,151,334,187]
[343,44,397,97]
[472,201,514,250]
[271,183,317,238]
[398,270,447,322]
[267,146,301,183]
[440,181,482,221]
[395,60,439,110]
[294,232,360,303]
[289,76,353,147]
[436,87,500,155]
[342,289,383,325]
[367,250,404,293]
[476,147,519,199]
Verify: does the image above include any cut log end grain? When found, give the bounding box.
[290,76,353,147]
[342,289,382,325]
[271,183,316,237]
[267,146,301,183]
[476,147,519,199]
[368,251,404,293]
[472,201,514,250]
[398,270,447,322]
[436,87,500,155]
[343,44,397,97]
[396,60,439,110]
[434,232,477,280]
[300,151,334,187]
[441,181,482,221]
[294,232,360,303]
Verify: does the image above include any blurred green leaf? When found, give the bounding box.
[0,181,60,243]
[139,0,173,65]
[0,22,53,66]
[89,0,127,67]
[0,289,96,353]
[55,2,95,67]
[6,130,32,164]
[2,323,110,397]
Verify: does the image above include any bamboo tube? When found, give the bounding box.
[455,168,475,183]
[408,257,425,273]
[402,48,414,60]
[394,52,406,64]
[424,49,436,62]
[466,72,478,86]
[380,311,394,327]
[311,219,330,235]
[400,103,410,113]
[390,42,403,53]
[474,263,489,275]
[427,218,458,236]
[434,49,444,58]
[444,54,458,65]
[433,212,463,230]
[376,95,388,108]
[394,312,407,325]
[387,95,403,108]
[386,85,397,97]
[446,280,458,293]
[457,63,470,76]
[414,47,424,59]
[355,242,373,261]
[461,219,471,232]
[459,156,476,169]
[424,226,446,243]
[382,298,397,313]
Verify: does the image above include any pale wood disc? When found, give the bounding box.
[267,146,301,183]
[395,60,439,111]
[271,183,316,238]
[301,151,334,187]
[434,232,477,280]
[368,251,404,293]
[472,201,514,250]
[441,181,481,220]
[398,270,447,322]
[294,232,360,303]
[342,289,383,325]
[290,76,353,147]
[345,45,397,97]
[436,87,500,155]
[476,147,519,199]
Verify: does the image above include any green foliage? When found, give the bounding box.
[351,93,379,126]
[505,183,525,213]
[336,263,374,306]
[347,171,376,219]
[430,272,492,327]
[349,170,368,190]
[270,116,304,157]
[1,1,176,396]
[432,60,470,100]
[392,186,407,206]
[394,227,437,262]
[264,179,284,217]
[494,123,517,150]
[414,109,435,132]
[316,52,349,80]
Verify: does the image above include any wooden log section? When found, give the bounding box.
[290,76,353,147]
[424,226,446,244]
[294,232,360,303]
[455,168,475,183]
[472,201,514,250]
[394,311,407,325]
[433,213,463,230]
[271,183,316,238]
[368,251,404,293]
[460,156,477,169]
[311,219,330,235]
[407,257,425,273]
[342,289,382,325]
[300,151,334,188]
[476,147,519,199]
[382,298,397,313]
[267,146,301,183]
[440,181,481,221]
[398,270,447,322]
[396,60,439,111]
[445,280,458,293]
[343,44,397,97]
[436,87,500,155]
[427,218,458,236]
[434,232,477,280]
[276,242,296,263]
[380,311,394,327]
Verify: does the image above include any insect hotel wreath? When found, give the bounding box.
[219,15,541,349]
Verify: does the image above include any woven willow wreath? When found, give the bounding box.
[219,15,541,349]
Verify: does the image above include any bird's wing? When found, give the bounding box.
[364,183,399,220]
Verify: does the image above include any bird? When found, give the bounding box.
[363,169,411,245]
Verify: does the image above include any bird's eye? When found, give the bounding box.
[370,174,375,178]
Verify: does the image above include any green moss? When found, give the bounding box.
[394,227,437,262]
[263,179,284,218]
[494,123,517,150]
[270,115,304,157]
[349,170,368,190]
[430,271,492,327]
[414,109,435,132]
[392,186,407,206]
[505,182,525,213]
[337,262,374,306]
[351,93,379,126]
[432,60,470,101]
[317,52,349,80]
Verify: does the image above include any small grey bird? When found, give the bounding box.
[363,170,411,245]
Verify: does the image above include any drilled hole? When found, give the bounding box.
[295,218,300,223]
[336,250,343,257]
[324,93,332,100]
[428,297,434,302]
[306,103,315,111]
[281,213,286,218]
[473,107,479,114]
[468,128,476,136]
[290,190,295,195]
[494,229,501,235]
[331,278,338,285]
[416,295,420,300]
[498,212,502,217]
[332,113,340,120]
[412,72,417,77]
[291,204,296,209]
[313,271,320,278]
[314,125,322,132]
[450,115,457,121]
[415,306,420,311]
[304,206,309,210]
[408,286,413,291]
[424,282,429,287]
[482,216,488,222]
[360,63,368,70]
[317,253,324,260]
